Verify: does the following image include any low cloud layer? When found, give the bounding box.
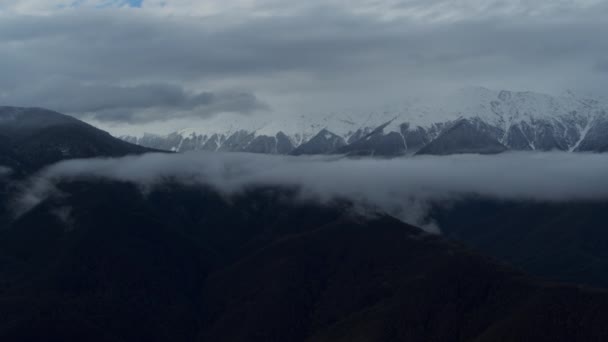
[17,152,608,233]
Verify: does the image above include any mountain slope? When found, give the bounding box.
[1,180,608,341]
[416,119,508,155]
[0,106,152,173]
[576,114,608,152]
[337,120,408,156]
[291,129,346,155]
[431,198,608,288]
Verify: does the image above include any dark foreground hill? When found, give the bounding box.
[0,106,152,174]
[431,198,608,289]
[1,180,608,341]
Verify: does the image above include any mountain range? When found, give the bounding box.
[121,87,608,156]
[2,105,608,340]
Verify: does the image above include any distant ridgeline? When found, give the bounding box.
[121,88,608,156]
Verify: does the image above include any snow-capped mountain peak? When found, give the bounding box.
[120,87,608,155]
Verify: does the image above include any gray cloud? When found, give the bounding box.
[17,152,608,233]
[1,2,608,125]
[596,60,608,73]
[3,79,267,123]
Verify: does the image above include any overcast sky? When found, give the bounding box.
[1,0,607,134]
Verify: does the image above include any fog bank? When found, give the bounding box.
[17,152,608,232]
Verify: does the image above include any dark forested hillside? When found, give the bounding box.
[1,181,607,341]
[431,198,608,288]
[0,107,153,174]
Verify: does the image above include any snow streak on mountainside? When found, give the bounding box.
[120,87,608,156]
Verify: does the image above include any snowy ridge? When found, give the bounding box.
[120,87,608,155]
